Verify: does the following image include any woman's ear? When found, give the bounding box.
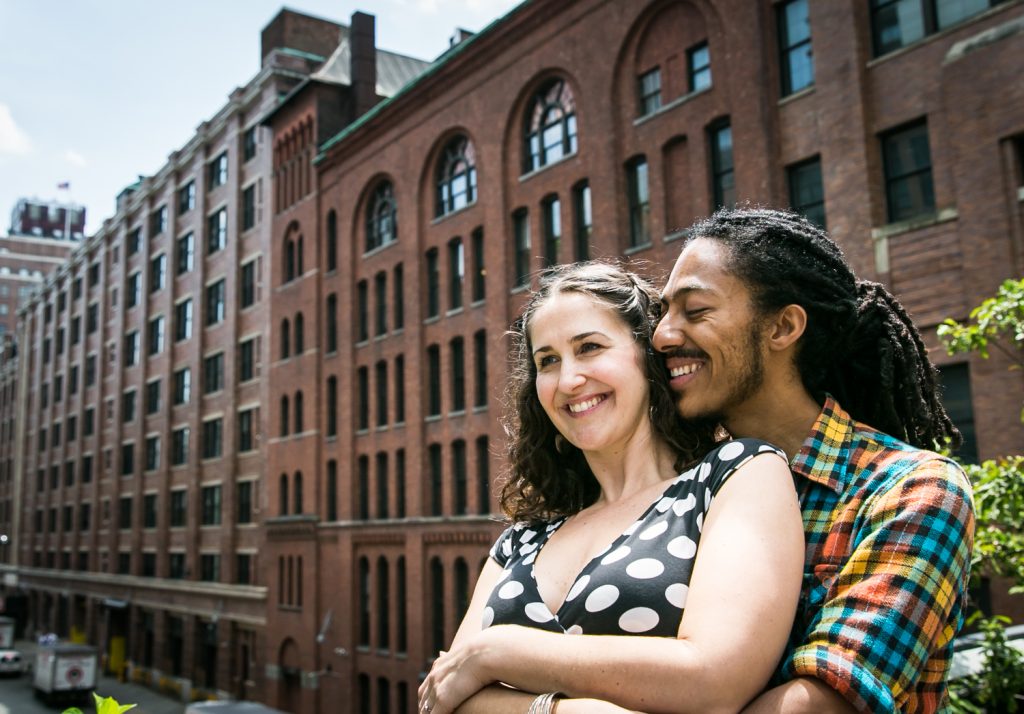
[766,304,807,353]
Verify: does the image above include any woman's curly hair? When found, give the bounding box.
[500,261,718,524]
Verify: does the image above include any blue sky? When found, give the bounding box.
[0,0,520,235]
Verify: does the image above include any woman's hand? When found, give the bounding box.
[418,630,498,714]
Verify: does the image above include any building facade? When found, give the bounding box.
[9,198,86,241]
[0,232,75,338]
[3,2,1023,713]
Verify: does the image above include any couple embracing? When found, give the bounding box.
[420,208,975,714]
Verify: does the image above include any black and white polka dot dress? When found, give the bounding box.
[484,438,784,637]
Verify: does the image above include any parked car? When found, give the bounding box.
[0,647,23,676]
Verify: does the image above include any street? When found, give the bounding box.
[0,670,186,714]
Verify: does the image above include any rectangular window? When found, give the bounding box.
[200,554,220,582]
[358,456,370,519]
[203,352,225,394]
[238,408,256,452]
[169,553,186,579]
[542,197,561,265]
[573,182,592,261]
[205,279,226,326]
[209,152,228,188]
[450,338,465,412]
[627,157,651,247]
[778,0,814,96]
[427,344,441,416]
[240,260,257,308]
[470,230,485,302]
[709,120,736,209]
[121,442,135,476]
[393,264,405,328]
[119,497,133,529]
[172,427,189,466]
[454,440,468,515]
[513,209,531,288]
[176,233,195,275]
[326,294,338,353]
[173,367,191,405]
[882,120,935,223]
[201,484,222,525]
[243,126,258,162]
[122,389,136,423]
[150,254,167,293]
[175,299,193,342]
[145,436,160,471]
[327,460,339,521]
[127,228,142,256]
[242,184,256,231]
[71,316,81,344]
[395,355,406,423]
[126,273,140,308]
[84,408,95,437]
[144,493,158,528]
[474,330,488,408]
[429,444,443,516]
[170,490,187,527]
[375,361,388,426]
[88,262,100,287]
[207,208,227,254]
[357,280,369,341]
[787,156,826,228]
[638,67,662,115]
[147,315,165,355]
[178,181,196,215]
[237,481,253,524]
[124,330,140,367]
[870,0,1001,57]
[376,452,390,519]
[357,366,369,431]
[687,41,712,92]
[375,272,388,335]
[150,205,167,236]
[239,337,257,382]
[202,418,223,460]
[146,379,161,414]
[448,238,465,310]
[141,552,156,577]
[425,249,440,318]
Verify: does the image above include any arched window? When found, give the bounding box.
[366,182,397,252]
[430,557,445,653]
[279,473,289,515]
[359,557,371,647]
[326,210,338,272]
[455,557,470,624]
[377,556,390,649]
[436,136,477,217]
[284,236,296,282]
[293,471,303,514]
[293,312,304,354]
[280,319,290,359]
[397,557,407,653]
[523,78,578,173]
[294,391,304,433]
[280,395,290,436]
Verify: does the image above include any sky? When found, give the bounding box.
[0,0,521,235]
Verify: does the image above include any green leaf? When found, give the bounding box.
[92,692,137,714]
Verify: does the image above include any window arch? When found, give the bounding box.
[283,235,296,283]
[293,471,303,514]
[293,312,304,354]
[436,135,477,217]
[294,391,304,433]
[280,319,290,359]
[279,473,289,515]
[523,78,578,173]
[366,181,397,252]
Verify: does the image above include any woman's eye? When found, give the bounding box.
[578,342,603,354]
[537,355,558,369]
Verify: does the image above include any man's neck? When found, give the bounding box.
[724,386,823,462]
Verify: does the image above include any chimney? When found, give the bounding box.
[350,11,378,118]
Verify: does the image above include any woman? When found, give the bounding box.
[419,263,804,714]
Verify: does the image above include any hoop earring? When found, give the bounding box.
[554,434,568,454]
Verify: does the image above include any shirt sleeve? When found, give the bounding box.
[489,524,519,567]
[784,459,975,713]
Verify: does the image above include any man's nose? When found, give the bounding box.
[653,315,683,353]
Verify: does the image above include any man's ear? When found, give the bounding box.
[766,304,807,352]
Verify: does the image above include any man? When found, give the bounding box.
[653,207,975,713]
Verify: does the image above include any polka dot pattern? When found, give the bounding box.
[484,439,783,637]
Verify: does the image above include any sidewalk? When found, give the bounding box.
[17,639,185,714]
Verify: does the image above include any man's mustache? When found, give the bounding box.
[660,347,709,361]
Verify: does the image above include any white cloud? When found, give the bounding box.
[64,149,87,167]
[0,104,32,156]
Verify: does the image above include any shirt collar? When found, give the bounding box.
[790,395,855,494]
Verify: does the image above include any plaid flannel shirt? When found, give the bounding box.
[776,397,975,713]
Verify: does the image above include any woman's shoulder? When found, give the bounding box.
[673,438,787,494]
[489,518,559,565]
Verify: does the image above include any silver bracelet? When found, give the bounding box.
[527,692,563,714]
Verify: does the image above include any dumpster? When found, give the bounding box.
[32,642,97,705]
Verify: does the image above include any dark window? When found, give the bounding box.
[429,444,443,516]
[938,364,979,463]
[175,299,193,342]
[145,436,160,471]
[127,228,142,255]
[207,209,227,254]
[326,294,338,353]
[203,352,224,394]
[201,485,222,525]
[687,42,712,92]
[173,367,191,405]
[396,450,407,518]
[425,249,440,318]
[209,152,228,188]
[474,330,488,408]
[202,418,223,459]
[200,554,220,582]
[453,439,468,515]
[169,554,186,580]
[524,79,577,173]
[638,67,662,115]
[205,279,226,325]
[513,209,531,288]
[239,337,257,382]
[377,556,390,648]
[294,312,304,354]
[788,156,827,228]
[448,238,464,310]
[436,135,478,216]
[357,366,369,430]
[376,452,389,519]
[243,126,258,162]
[122,389,136,423]
[144,493,158,528]
[375,361,388,427]
[395,355,405,423]
[709,120,736,209]
[627,157,651,247]
[242,185,256,231]
[359,558,371,646]
[427,345,441,417]
[870,0,1003,57]
[358,457,369,519]
[326,376,338,437]
[280,395,290,437]
[150,205,167,236]
[149,254,167,293]
[119,497,133,529]
[147,315,165,355]
[326,210,338,271]
[366,182,397,251]
[178,181,196,215]
[357,280,369,341]
[375,272,388,335]
[293,391,304,433]
[542,196,561,265]
[171,427,189,466]
[471,230,485,302]
[238,408,256,452]
[146,380,161,414]
[240,260,257,308]
[326,460,338,521]
[393,263,404,328]
[573,181,592,261]
[176,233,195,275]
[477,435,490,514]
[279,474,289,515]
[280,319,290,359]
[237,481,253,524]
[293,471,303,514]
[89,262,100,287]
[397,556,408,651]
[121,443,135,476]
[882,120,935,223]
[450,337,465,412]
[236,554,252,585]
[778,0,814,96]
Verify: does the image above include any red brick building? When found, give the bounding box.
[3,2,1023,713]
